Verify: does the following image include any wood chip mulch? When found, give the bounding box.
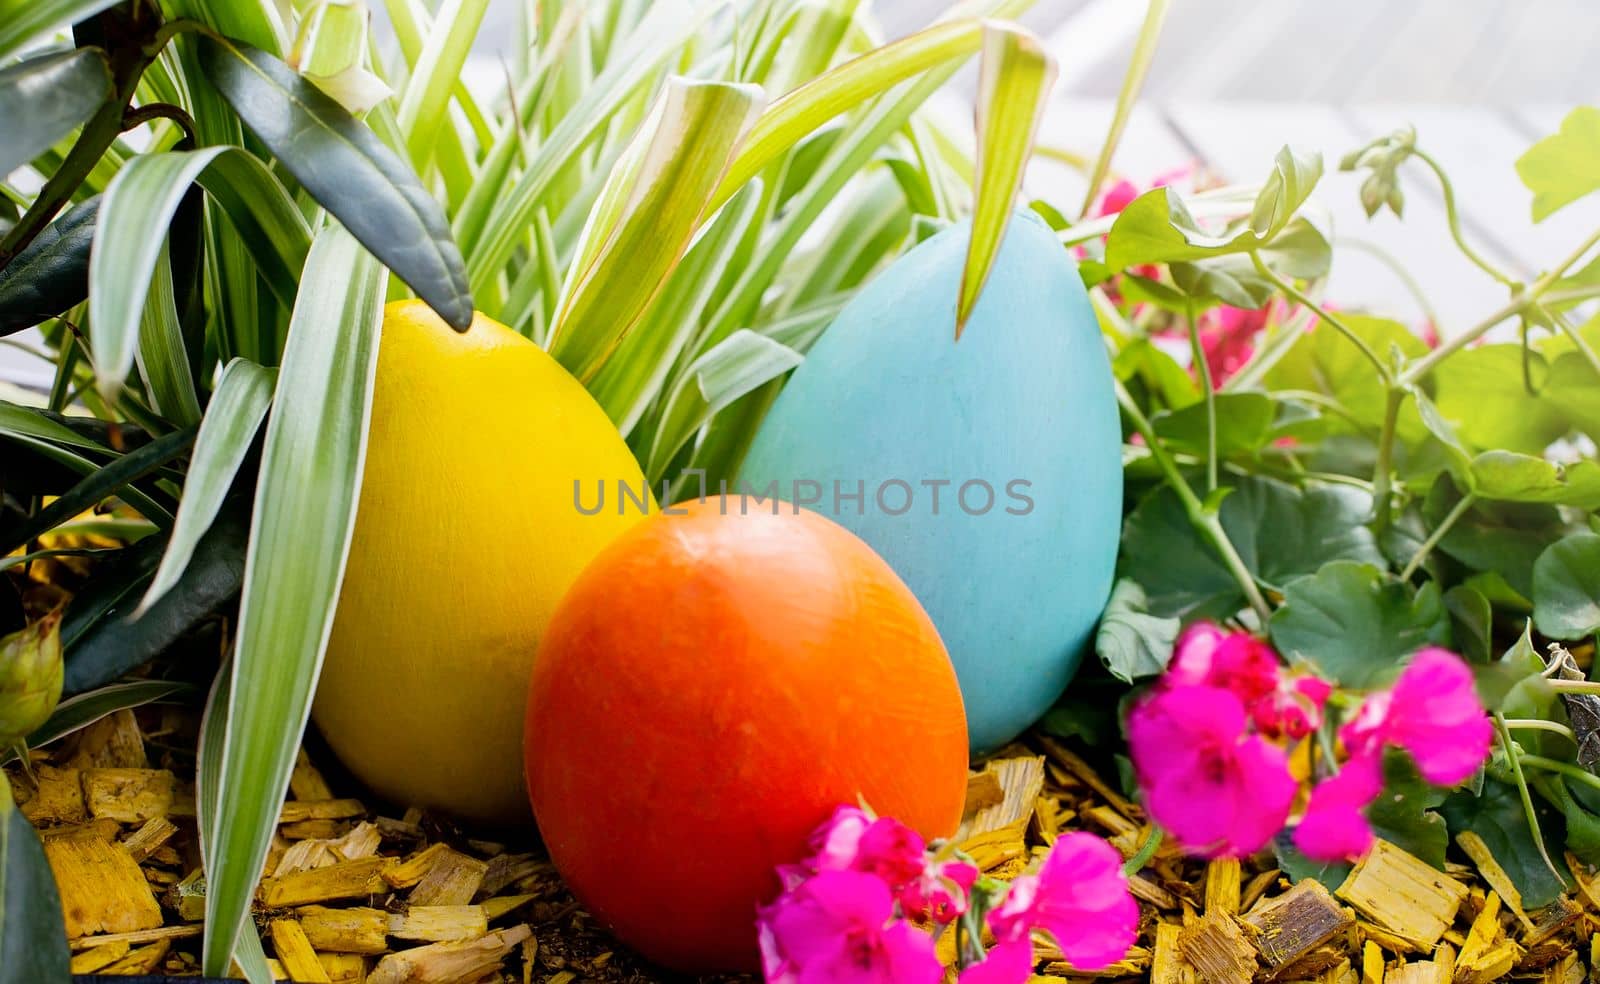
[8,704,1598,983]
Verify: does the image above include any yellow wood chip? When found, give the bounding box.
[270,918,332,983]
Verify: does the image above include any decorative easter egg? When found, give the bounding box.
[524,499,968,972]
[315,300,651,824]
[739,211,1121,753]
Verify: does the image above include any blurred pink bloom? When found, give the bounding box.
[1092,166,1195,218]
[1418,319,1440,349]
[986,833,1139,971]
[1128,684,1298,858]
[804,805,927,890]
[957,940,1035,984]
[758,871,942,984]
[1293,755,1383,861]
[899,859,978,925]
[1167,623,1280,707]
[1196,305,1266,383]
[1342,648,1491,787]
[1253,676,1333,741]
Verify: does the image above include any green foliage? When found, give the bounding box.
[1120,477,1381,620]
[1442,779,1569,907]
[1516,106,1600,222]
[0,784,69,984]
[1533,533,1600,640]
[1095,579,1179,683]
[1270,562,1450,688]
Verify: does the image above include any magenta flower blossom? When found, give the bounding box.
[1167,623,1281,706]
[985,833,1139,971]
[899,858,978,925]
[758,870,942,984]
[1342,648,1492,786]
[1252,675,1332,741]
[1293,755,1383,861]
[1128,684,1298,858]
[802,805,928,890]
[957,940,1035,984]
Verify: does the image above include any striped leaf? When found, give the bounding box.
[200,225,384,977]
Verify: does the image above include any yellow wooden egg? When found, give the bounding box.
[314,300,650,823]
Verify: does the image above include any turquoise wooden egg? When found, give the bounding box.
[738,211,1122,753]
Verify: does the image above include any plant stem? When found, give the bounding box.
[0,6,164,265]
[1185,304,1218,493]
[1122,827,1163,876]
[1114,377,1273,623]
[1504,719,1578,742]
[1521,754,1600,794]
[1338,236,1441,329]
[1401,225,1600,387]
[1250,251,1391,381]
[1495,713,1566,884]
[1550,680,1600,695]
[1400,492,1475,581]
[1369,387,1404,530]
[1076,0,1171,218]
[1412,148,1516,287]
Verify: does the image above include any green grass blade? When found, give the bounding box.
[6,680,194,765]
[712,17,988,211]
[200,225,383,977]
[90,149,228,405]
[0,49,112,176]
[137,359,275,614]
[192,151,313,309]
[0,427,190,555]
[547,77,764,383]
[462,0,709,289]
[393,0,490,174]
[648,328,803,478]
[0,402,110,454]
[958,21,1056,336]
[135,242,202,427]
[1076,0,1170,218]
[589,181,764,434]
[197,36,472,330]
[0,0,120,58]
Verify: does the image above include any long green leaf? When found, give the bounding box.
[0,781,69,984]
[0,196,97,337]
[1,680,194,766]
[201,225,383,976]
[138,360,275,613]
[0,427,191,554]
[0,48,112,176]
[548,77,764,383]
[62,504,247,695]
[958,21,1056,335]
[1076,0,1170,218]
[461,0,710,289]
[393,0,491,173]
[712,16,990,211]
[0,0,120,58]
[135,242,202,427]
[197,36,472,329]
[89,147,304,402]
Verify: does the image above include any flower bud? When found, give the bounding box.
[0,611,64,748]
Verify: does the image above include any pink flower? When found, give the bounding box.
[1128,684,1298,858]
[1293,755,1383,861]
[1167,623,1280,707]
[758,871,942,984]
[986,833,1138,970]
[1252,676,1332,741]
[804,805,927,890]
[1196,305,1265,383]
[1341,648,1492,787]
[957,940,1035,984]
[899,859,978,925]
[1094,178,1142,218]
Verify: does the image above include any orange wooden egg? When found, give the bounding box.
[524,497,969,972]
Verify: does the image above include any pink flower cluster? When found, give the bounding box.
[1128,627,1492,862]
[758,807,1137,984]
